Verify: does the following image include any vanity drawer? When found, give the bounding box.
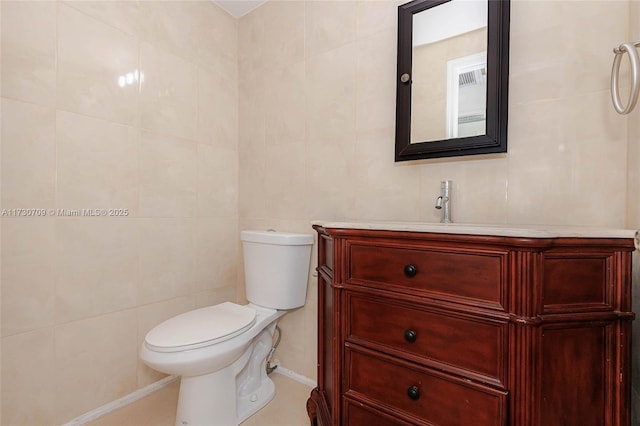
[345,346,508,426]
[346,293,507,385]
[343,401,413,426]
[346,242,506,310]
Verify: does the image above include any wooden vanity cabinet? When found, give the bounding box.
[306,226,635,426]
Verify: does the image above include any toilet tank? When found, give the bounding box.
[241,230,314,310]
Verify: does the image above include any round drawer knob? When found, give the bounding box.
[407,385,420,401]
[404,329,417,343]
[403,264,417,278]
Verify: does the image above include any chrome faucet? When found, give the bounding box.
[435,180,452,223]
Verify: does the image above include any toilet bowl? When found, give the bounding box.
[139,230,313,426]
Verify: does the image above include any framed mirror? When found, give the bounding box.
[395,0,510,161]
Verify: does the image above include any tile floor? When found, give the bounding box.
[87,373,312,426]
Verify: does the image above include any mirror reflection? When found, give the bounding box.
[410,0,488,143]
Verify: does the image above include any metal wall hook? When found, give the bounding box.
[611,41,640,115]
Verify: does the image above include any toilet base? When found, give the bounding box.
[173,322,280,426]
[174,373,276,426]
[176,368,236,426]
[236,373,275,424]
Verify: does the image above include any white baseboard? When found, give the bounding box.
[272,364,317,388]
[62,365,316,425]
[61,375,178,426]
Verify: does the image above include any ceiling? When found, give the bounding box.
[213,0,267,18]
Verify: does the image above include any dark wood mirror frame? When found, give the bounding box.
[395,0,510,162]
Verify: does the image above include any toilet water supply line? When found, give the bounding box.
[266,325,281,375]
[611,40,640,114]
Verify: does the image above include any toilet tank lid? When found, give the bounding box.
[241,230,313,246]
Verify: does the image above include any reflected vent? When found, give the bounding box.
[458,68,486,87]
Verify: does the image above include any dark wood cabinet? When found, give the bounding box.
[306,225,636,426]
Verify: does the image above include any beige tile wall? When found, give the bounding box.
[238,0,634,382]
[0,1,238,424]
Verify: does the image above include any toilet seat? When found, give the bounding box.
[145,302,257,353]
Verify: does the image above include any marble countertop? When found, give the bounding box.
[312,220,639,244]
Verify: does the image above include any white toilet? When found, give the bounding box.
[140,230,314,426]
